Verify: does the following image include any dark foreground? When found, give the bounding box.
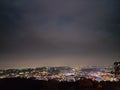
[0,78,120,90]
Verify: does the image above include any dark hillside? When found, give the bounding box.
[0,78,120,90]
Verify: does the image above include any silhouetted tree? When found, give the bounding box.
[114,61,120,76]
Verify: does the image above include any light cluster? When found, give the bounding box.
[0,66,119,82]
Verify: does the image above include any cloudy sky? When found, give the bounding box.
[0,0,120,69]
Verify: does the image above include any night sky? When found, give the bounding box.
[0,0,120,69]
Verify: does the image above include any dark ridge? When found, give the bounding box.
[0,77,120,90]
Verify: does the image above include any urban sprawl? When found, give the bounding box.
[0,62,120,82]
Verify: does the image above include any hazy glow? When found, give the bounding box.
[0,0,120,69]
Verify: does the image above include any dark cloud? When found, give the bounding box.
[0,0,120,68]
